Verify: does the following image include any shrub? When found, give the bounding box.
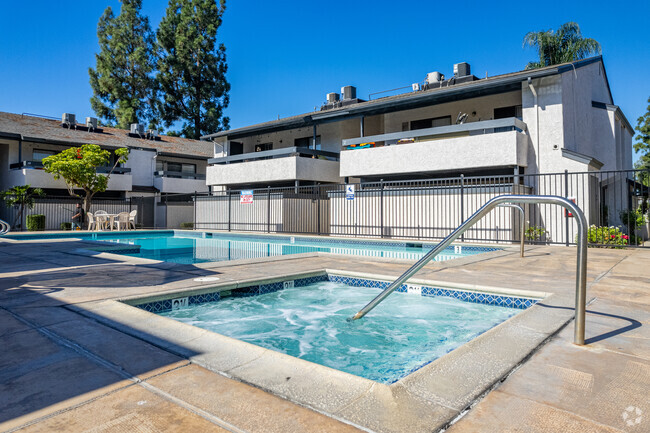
[180,222,194,229]
[26,214,45,231]
[524,225,546,242]
[619,209,646,230]
[585,225,628,248]
[60,222,72,231]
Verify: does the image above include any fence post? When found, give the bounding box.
[380,179,385,238]
[227,190,232,232]
[267,186,271,233]
[317,184,321,236]
[193,191,197,231]
[460,174,465,242]
[564,169,569,246]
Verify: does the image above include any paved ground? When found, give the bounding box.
[0,235,648,432]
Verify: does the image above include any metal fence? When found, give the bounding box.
[0,196,151,231]
[195,169,650,248]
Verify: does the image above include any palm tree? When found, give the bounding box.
[1,185,45,230]
[523,22,601,70]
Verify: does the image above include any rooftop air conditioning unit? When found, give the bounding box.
[341,85,356,100]
[148,129,158,139]
[327,92,340,104]
[130,123,145,135]
[426,72,444,84]
[62,113,76,125]
[453,62,471,77]
[86,117,98,130]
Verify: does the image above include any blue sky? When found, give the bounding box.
[1,0,648,157]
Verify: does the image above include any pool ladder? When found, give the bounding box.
[349,194,588,346]
[0,218,10,235]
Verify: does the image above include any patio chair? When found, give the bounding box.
[113,212,130,231]
[94,210,108,231]
[129,210,137,229]
[87,212,95,231]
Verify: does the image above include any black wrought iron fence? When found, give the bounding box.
[194,169,650,248]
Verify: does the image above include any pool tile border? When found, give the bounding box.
[133,273,538,314]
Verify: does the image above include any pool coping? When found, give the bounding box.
[70,268,577,433]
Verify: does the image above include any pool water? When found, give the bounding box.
[98,232,492,264]
[160,281,519,383]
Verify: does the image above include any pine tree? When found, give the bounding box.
[89,0,158,129]
[157,0,230,139]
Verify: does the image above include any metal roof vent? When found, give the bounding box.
[86,117,98,130]
[130,123,145,136]
[147,129,158,140]
[453,62,471,77]
[426,72,444,84]
[62,113,76,126]
[341,86,356,100]
[326,92,340,104]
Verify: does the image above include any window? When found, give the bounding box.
[494,105,523,120]
[32,149,55,162]
[255,142,272,152]
[167,162,182,173]
[410,116,451,130]
[294,136,321,149]
[155,160,163,172]
[181,163,196,175]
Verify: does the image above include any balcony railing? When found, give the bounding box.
[208,147,340,165]
[341,117,527,149]
[10,161,131,174]
[155,170,206,180]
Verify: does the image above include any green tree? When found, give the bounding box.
[42,145,129,214]
[89,0,158,129]
[523,22,601,70]
[634,96,650,186]
[1,185,45,230]
[157,0,230,139]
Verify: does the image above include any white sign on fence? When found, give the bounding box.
[345,185,355,200]
[240,190,253,204]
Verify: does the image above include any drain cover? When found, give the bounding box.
[193,276,220,282]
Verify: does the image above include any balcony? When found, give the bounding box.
[153,171,208,193]
[207,147,341,186]
[340,118,528,178]
[8,161,132,191]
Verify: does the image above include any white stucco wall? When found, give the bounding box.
[207,156,342,186]
[153,176,208,193]
[340,130,527,178]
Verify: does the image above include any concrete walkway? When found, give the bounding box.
[0,236,648,432]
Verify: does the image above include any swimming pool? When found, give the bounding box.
[139,273,538,383]
[98,231,497,263]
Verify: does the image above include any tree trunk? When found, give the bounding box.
[12,205,22,230]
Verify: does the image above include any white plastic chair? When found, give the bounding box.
[129,210,137,229]
[87,212,95,231]
[113,212,130,231]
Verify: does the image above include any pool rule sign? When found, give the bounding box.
[240,190,253,204]
[346,185,355,200]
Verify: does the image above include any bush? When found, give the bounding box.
[26,214,45,231]
[180,222,194,229]
[619,209,646,230]
[524,225,546,242]
[585,225,628,248]
[60,222,72,231]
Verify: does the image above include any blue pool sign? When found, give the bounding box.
[346,185,355,200]
[240,190,253,204]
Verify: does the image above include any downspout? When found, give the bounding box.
[527,77,540,173]
[18,134,24,164]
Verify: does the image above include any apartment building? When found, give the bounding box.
[0,111,211,197]
[203,56,632,188]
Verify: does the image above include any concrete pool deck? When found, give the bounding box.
[0,234,648,432]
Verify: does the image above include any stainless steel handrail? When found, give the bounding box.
[349,195,588,346]
[498,203,525,258]
[0,218,10,235]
